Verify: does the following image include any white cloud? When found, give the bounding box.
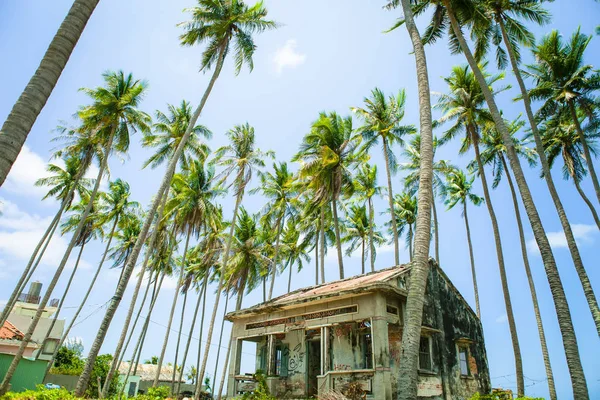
[495,314,508,324]
[2,145,105,203]
[272,39,306,74]
[3,145,51,198]
[0,198,87,272]
[527,224,598,255]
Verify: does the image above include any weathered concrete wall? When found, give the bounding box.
[428,265,490,399]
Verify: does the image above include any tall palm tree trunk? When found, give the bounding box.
[361,240,365,275]
[501,155,557,400]
[319,206,326,283]
[573,179,600,230]
[568,101,600,204]
[314,232,319,285]
[287,261,294,292]
[395,1,434,398]
[43,215,119,378]
[195,187,244,399]
[118,272,166,398]
[175,275,208,397]
[472,138,524,395]
[497,17,600,337]
[0,0,100,186]
[153,226,191,387]
[445,4,589,397]
[193,278,209,389]
[216,288,245,400]
[171,290,189,390]
[36,242,86,361]
[114,270,155,376]
[268,214,285,300]
[0,133,112,395]
[210,292,229,394]
[408,224,414,262]
[75,44,227,397]
[462,202,480,318]
[331,198,344,279]
[368,198,375,272]
[431,187,440,264]
[382,137,400,265]
[101,251,154,398]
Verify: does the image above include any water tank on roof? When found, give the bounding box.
[29,281,43,298]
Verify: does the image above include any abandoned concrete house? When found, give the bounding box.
[225,261,490,400]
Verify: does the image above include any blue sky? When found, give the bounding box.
[0,0,599,398]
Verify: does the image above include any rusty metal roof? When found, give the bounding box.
[0,321,24,341]
[228,265,409,319]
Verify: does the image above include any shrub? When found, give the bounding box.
[470,393,544,400]
[317,390,349,400]
[236,371,276,400]
[1,385,78,400]
[85,354,120,399]
[134,386,171,400]
[49,347,84,376]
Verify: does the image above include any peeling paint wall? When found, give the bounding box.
[428,265,491,399]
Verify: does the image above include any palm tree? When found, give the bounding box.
[383,2,436,398]
[36,193,101,362]
[1,71,150,396]
[444,170,484,317]
[478,118,557,400]
[0,156,92,329]
[414,1,590,395]
[76,1,277,393]
[351,88,416,265]
[281,218,312,292]
[253,162,298,300]
[471,0,600,340]
[216,208,270,400]
[195,123,271,396]
[353,163,383,272]
[390,192,418,261]
[143,100,212,171]
[342,204,385,274]
[401,134,454,264]
[539,110,600,230]
[0,0,100,186]
[526,29,600,204]
[152,159,220,388]
[436,63,524,394]
[294,112,358,280]
[46,177,141,379]
[118,222,176,393]
[174,245,213,397]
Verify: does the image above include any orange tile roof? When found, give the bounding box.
[228,265,410,319]
[270,265,408,306]
[0,321,25,340]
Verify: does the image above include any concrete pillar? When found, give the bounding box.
[226,338,243,398]
[372,294,391,400]
[266,334,276,376]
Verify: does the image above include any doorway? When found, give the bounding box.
[306,332,321,397]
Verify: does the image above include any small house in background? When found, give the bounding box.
[117,361,197,397]
[8,281,64,362]
[225,260,490,400]
[0,321,38,358]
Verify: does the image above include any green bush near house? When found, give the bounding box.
[0,385,78,400]
[134,385,171,400]
[49,347,84,376]
[236,371,277,400]
[470,393,544,400]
